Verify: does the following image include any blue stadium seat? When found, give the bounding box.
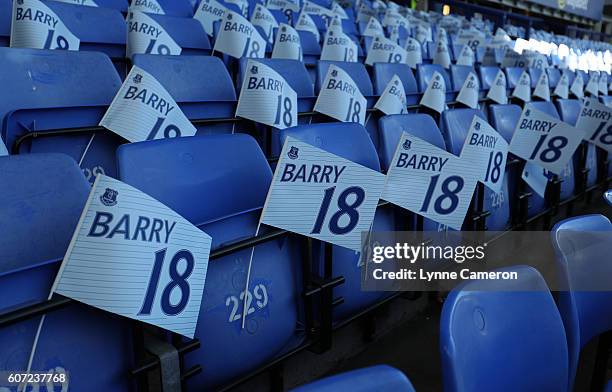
[0,153,133,391]
[546,68,561,88]
[551,214,612,390]
[441,108,510,230]
[416,64,453,101]
[141,0,195,17]
[562,69,576,87]
[505,66,533,88]
[291,365,415,392]
[299,31,322,76]
[529,68,552,89]
[450,65,476,93]
[279,122,394,321]
[372,63,419,105]
[479,66,502,91]
[0,48,123,183]
[555,99,598,189]
[316,60,375,108]
[269,9,293,25]
[441,265,569,392]
[90,0,129,11]
[143,14,211,55]
[0,0,10,46]
[117,134,301,389]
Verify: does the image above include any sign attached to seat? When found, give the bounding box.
[456,71,479,109]
[261,137,385,251]
[129,0,164,14]
[570,73,584,99]
[194,0,227,36]
[295,11,320,42]
[272,23,302,61]
[365,35,407,66]
[320,29,357,62]
[553,72,569,99]
[53,175,212,339]
[315,65,367,125]
[419,71,446,114]
[577,97,612,153]
[251,3,278,44]
[511,70,531,103]
[404,37,423,69]
[213,9,266,59]
[533,72,550,102]
[127,11,182,59]
[374,74,407,115]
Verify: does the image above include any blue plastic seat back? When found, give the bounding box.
[450,65,475,93]
[291,365,415,392]
[0,0,10,46]
[90,0,128,11]
[556,99,598,188]
[505,66,526,88]
[529,68,549,88]
[416,63,452,93]
[372,63,419,105]
[551,215,612,390]
[479,66,502,90]
[270,9,293,24]
[576,70,589,85]
[316,60,374,102]
[117,134,301,389]
[279,123,394,321]
[441,265,569,392]
[0,153,133,391]
[562,69,576,86]
[0,48,123,183]
[603,96,612,107]
[299,30,322,67]
[145,13,211,55]
[546,68,561,88]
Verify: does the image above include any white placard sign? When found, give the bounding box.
[302,0,334,18]
[455,30,485,53]
[194,0,227,36]
[267,0,300,16]
[53,175,211,339]
[226,0,249,16]
[570,73,584,99]
[320,29,357,62]
[501,50,526,68]
[432,40,451,69]
[127,11,181,59]
[436,26,448,44]
[272,23,302,60]
[459,116,509,192]
[251,3,278,44]
[55,0,98,6]
[236,60,298,129]
[213,10,266,59]
[100,66,197,143]
[419,71,446,114]
[11,0,80,50]
[585,73,600,96]
[553,72,569,99]
[511,70,531,102]
[382,132,478,230]
[315,65,366,125]
[357,4,376,22]
[374,74,407,115]
[363,16,384,37]
[481,46,497,66]
[600,74,608,96]
[295,11,320,42]
[521,161,549,198]
[129,0,164,14]
[456,44,475,66]
[365,35,407,66]
[0,137,8,157]
[332,2,348,18]
[577,97,612,153]
[509,106,584,175]
[404,37,422,69]
[456,71,479,109]
[261,137,386,251]
[533,71,550,102]
[415,24,431,44]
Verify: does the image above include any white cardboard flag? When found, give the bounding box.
[55,0,98,6]
[415,24,431,44]
[459,116,509,192]
[456,71,479,109]
[533,71,550,101]
[525,51,548,69]
[419,71,446,114]
[436,26,447,44]
[127,11,181,59]
[226,0,249,16]
[194,0,227,36]
[599,73,608,96]
[267,0,300,16]
[374,74,407,115]
[481,46,497,66]
[501,49,526,68]
[0,137,8,157]
[585,73,600,96]
[295,12,320,42]
[261,137,385,251]
[302,0,334,17]
[327,14,343,32]
[100,66,197,143]
[509,106,585,175]
[511,70,531,102]
[362,16,384,37]
[365,35,407,66]
[521,161,549,198]
[577,97,612,153]
[331,2,348,18]
[455,44,475,66]
[236,60,298,129]
[11,0,80,50]
[382,9,402,27]
[251,3,279,45]
[553,72,569,99]
[382,132,478,230]
[320,29,358,62]
[404,37,422,69]
[357,5,376,23]
[570,73,584,99]
[455,30,485,53]
[272,23,302,60]
[314,65,367,125]
[214,10,266,59]
[432,40,451,69]
[129,0,164,14]
[53,175,211,339]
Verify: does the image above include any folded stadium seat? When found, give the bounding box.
[416,63,454,102]
[117,134,302,389]
[440,265,569,392]
[441,108,511,231]
[143,14,211,56]
[290,365,415,392]
[0,48,123,183]
[555,99,598,190]
[489,104,546,220]
[0,0,10,46]
[279,122,395,322]
[551,215,612,391]
[141,0,195,16]
[298,31,322,80]
[0,154,133,391]
[529,68,552,91]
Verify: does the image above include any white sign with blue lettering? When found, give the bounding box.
[553,72,569,99]
[525,51,548,69]
[213,10,266,59]
[456,44,475,66]
[357,4,376,22]
[315,65,367,125]
[577,97,612,153]
[129,0,164,14]
[236,60,297,129]
[533,71,550,102]
[455,30,484,53]
[55,0,98,6]
[194,0,227,36]
[382,132,477,230]
[251,3,278,45]
[0,136,8,157]
[302,0,334,17]
[459,116,508,192]
[585,73,600,96]
[511,70,531,103]
[320,29,357,62]
[11,0,80,50]
[419,71,446,114]
[456,71,479,109]
[571,73,584,99]
[363,16,384,37]
[404,37,422,69]
[374,74,407,115]
[436,27,448,44]
[382,9,402,27]
[521,161,549,198]
[365,35,407,66]
[481,46,497,66]
[295,11,320,42]
[487,69,507,105]
[415,24,431,44]
[52,175,211,339]
[327,14,343,32]
[272,23,302,61]
[501,50,526,68]
[226,0,249,16]
[267,0,300,16]
[100,66,197,143]
[332,2,348,19]
[432,39,451,69]
[261,137,385,251]
[509,106,584,175]
[127,11,181,59]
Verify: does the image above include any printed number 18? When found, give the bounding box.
[312,186,365,235]
[44,29,69,50]
[147,117,182,140]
